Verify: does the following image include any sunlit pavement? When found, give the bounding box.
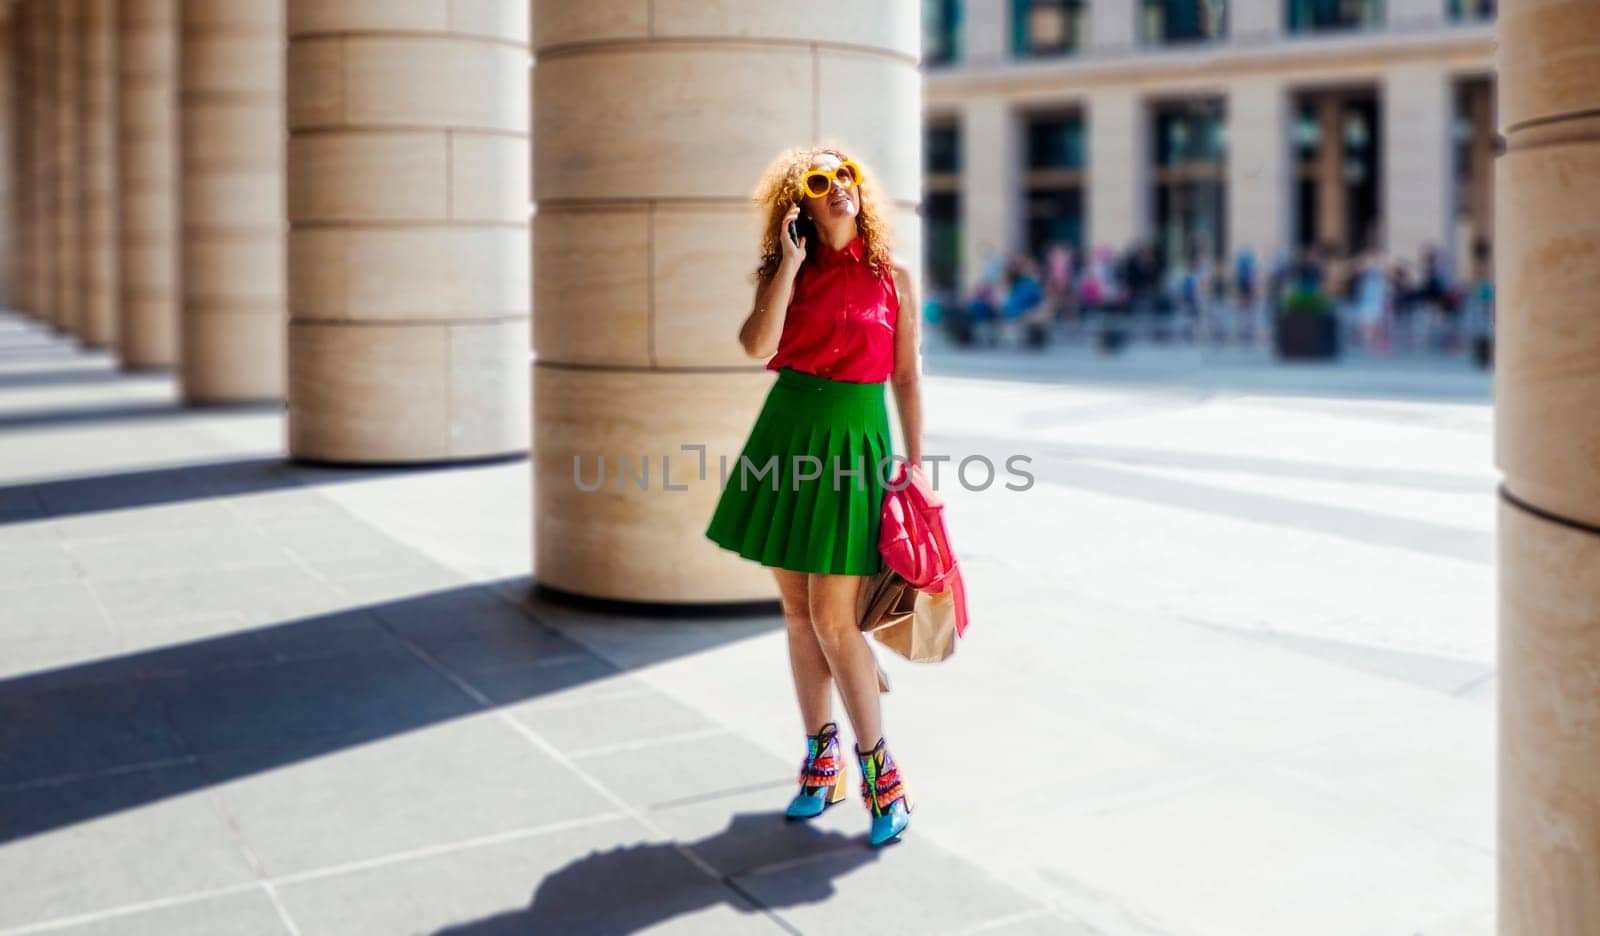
[0,310,1493,935]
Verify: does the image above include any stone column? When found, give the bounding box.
[179,0,284,403]
[1382,64,1453,270]
[1496,1,1600,932]
[79,0,119,348]
[1088,86,1147,252]
[964,0,1011,66]
[31,0,56,327]
[531,1,922,603]
[54,0,82,338]
[1226,78,1289,263]
[959,96,1020,289]
[117,0,179,369]
[285,2,529,461]
[1091,0,1136,54]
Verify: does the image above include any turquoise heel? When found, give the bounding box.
[856,737,912,847]
[785,722,849,820]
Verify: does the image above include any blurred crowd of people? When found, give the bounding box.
[931,237,1496,358]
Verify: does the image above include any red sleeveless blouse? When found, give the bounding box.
[765,235,899,384]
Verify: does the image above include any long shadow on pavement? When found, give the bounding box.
[439,813,874,935]
[0,455,519,527]
[0,581,762,843]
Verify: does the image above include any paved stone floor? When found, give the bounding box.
[0,310,1494,935]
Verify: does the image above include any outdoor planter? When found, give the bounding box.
[1274,290,1340,360]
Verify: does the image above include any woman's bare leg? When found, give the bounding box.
[808,572,882,749]
[774,568,832,734]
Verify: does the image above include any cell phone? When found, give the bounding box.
[787,217,800,247]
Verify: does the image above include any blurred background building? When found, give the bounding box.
[921,0,1496,305]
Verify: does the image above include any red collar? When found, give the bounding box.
[814,235,865,269]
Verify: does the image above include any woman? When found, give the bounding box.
[704,145,922,848]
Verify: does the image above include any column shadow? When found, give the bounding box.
[0,581,776,844]
[0,455,526,528]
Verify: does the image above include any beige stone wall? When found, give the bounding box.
[179,0,285,403]
[963,0,1009,66]
[79,0,118,348]
[1087,86,1145,251]
[54,0,82,337]
[30,0,56,326]
[1495,0,1600,931]
[1226,78,1289,263]
[1382,63,1453,269]
[531,0,922,603]
[1389,0,1447,30]
[1229,0,1283,42]
[285,1,530,462]
[958,97,1020,289]
[1091,0,1136,52]
[117,0,179,368]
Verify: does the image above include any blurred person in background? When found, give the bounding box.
[1463,239,1495,368]
[1389,259,1416,351]
[1002,256,1047,348]
[1044,243,1077,329]
[1234,244,1259,341]
[1353,247,1392,354]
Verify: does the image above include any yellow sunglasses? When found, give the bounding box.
[799,161,864,199]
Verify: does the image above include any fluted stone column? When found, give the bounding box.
[179,0,284,403]
[1227,78,1289,262]
[1496,1,1600,932]
[117,0,179,369]
[80,0,119,348]
[54,0,82,337]
[531,1,923,603]
[285,2,529,462]
[31,0,56,327]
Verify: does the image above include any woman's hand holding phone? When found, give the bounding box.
[778,204,806,276]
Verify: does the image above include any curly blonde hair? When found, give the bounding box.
[751,144,894,283]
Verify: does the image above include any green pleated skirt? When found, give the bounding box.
[705,367,893,576]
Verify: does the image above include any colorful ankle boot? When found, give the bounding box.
[784,721,848,820]
[856,736,912,847]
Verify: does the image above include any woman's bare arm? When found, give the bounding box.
[739,205,806,358]
[889,262,923,468]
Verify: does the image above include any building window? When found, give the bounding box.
[1140,0,1227,45]
[1292,90,1380,258]
[927,124,961,175]
[925,120,963,295]
[1013,0,1087,58]
[1453,77,1496,279]
[1285,0,1383,33]
[1152,99,1227,268]
[1023,112,1087,261]
[1447,0,1494,20]
[925,0,963,66]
